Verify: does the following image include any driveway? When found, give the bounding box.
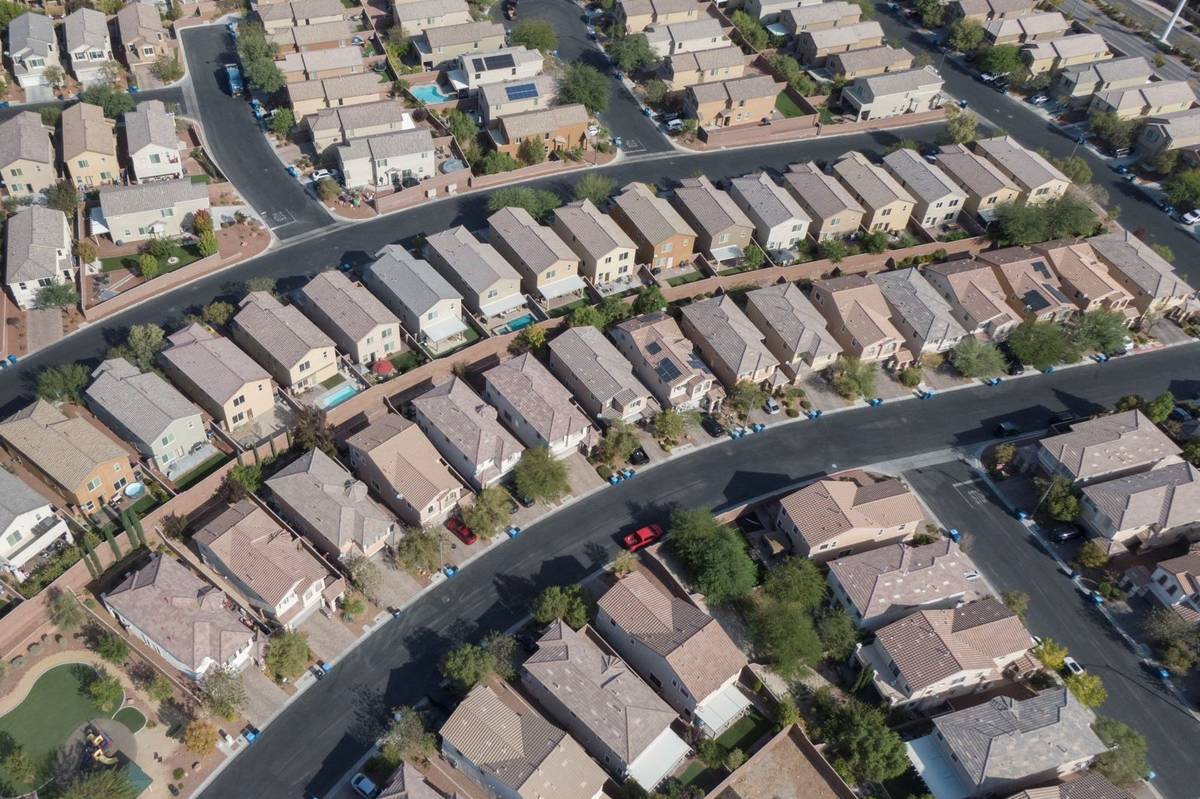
[299,611,359,663]
[241,666,289,727]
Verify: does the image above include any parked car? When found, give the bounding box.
[1062,656,1084,676]
[1180,208,1200,225]
[351,773,379,798]
[764,397,781,415]
[629,447,650,466]
[700,414,726,438]
[994,421,1020,437]
[1028,94,1048,105]
[310,169,334,183]
[1048,524,1082,542]
[622,524,664,552]
[445,516,478,545]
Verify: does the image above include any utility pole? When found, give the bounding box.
[1160,0,1187,44]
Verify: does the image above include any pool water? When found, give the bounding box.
[410,84,453,104]
[504,314,534,333]
[319,383,359,409]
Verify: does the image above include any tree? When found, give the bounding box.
[653,409,687,446]
[0,0,26,31]
[817,608,858,660]
[341,593,366,622]
[947,18,984,52]
[728,380,767,418]
[152,53,184,82]
[573,173,616,205]
[43,64,65,88]
[379,706,435,766]
[147,673,174,703]
[1065,672,1107,708]
[599,296,631,326]
[633,285,666,314]
[443,109,479,145]
[1093,716,1148,787]
[47,179,80,213]
[862,229,888,253]
[394,525,441,575]
[914,0,944,25]
[1036,475,1080,522]
[386,25,411,59]
[533,584,589,629]
[1053,155,1092,185]
[265,630,311,682]
[183,720,219,754]
[1007,320,1076,370]
[2,747,37,786]
[945,108,978,143]
[201,667,247,719]
[40,105,62,127]
[61,767,138,799]
[36,362,90,403]
[35,281,79,309]
[828,356,877,400]
[222,463,262,501]
[1071,309,1127,354]
[123,323,165,372]
[1149,148,1178,176]
[1089,111,1139,150]
[510,325,547,354]
[316,178,340,202]
[245,276,277,295]
[1001,590,1030,621]
[80,82,135,118]
[160,512,188,541]
[440,642,498,692]
[667,508,757,603]
[1076,539,1110,570]
[201,300,234,326]
[137,252,161,279]
[293,405,336,455]
[819,238,848,263]
[269,108,294,140]
[642,77,668,105]
[48,588,82,631]
[511,20,557,52]
[237,22,285,93]
[486,186,562,220]
[461,485,512,540]
[1043,195,1098,240]
[596,420,640,464]
[1144,390,1175,424]
[559,63,610,114]
[816,697,909,784]
[743,243,766,269]
[97,631,129,664]
[1032,637,1068,670]
[899,365,923,387]
[750,603,822,677]
[73,238,97,264]
[730,9,768,50]
[767,53,815,95]
[86,669,124,712]
[978,44,1023,75]
[518,136,546,165]
[514,447,570,504]
[345,553,382,603]
[763,557,825,610]
[609,33,657,72]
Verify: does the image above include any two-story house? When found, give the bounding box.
[783,161,865,241]
[412,376,524,490]
[840,66,943,122]
[363,245,468,354]
[1087,230,1193,316]
[743,283,842,379]
[671,175,755,262]
[4,205,74,311]
[122,101,184,183]
[871,268,968,357]
[1055,56,1153,106]
[610,182,696,271]
[924,260,1022,340]
[679,295,781,389]
[0,111,55,198]
[159,324,276,432]
[424,226,526,319]
[94,178,210,244]
[1036,410,1181,486]
[881,148,966,229]
[809,275,907,365]
[6,13,58,90]
[1036,241,1135,319]
[548,325,654,423]
[973,135,1070,205]
[335,128,436,190]
[63,8,112,86]
[610,312,719,411]
[936,143,1021,222]
[1080,461,1200,548]
[482,354,592,458]
[487,206,586,305]
[230,291,338,391]
[0,468,72,581]
[116,3,170,70]
[831,152,915,234]
[977,247,1076,323]
[727,171,812,253]
[294,270,403,366]
[60,101,118,189]
[551,199,638,286]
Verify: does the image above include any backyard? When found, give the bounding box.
[676,708,773,791]
[775,93,806,118]
[100,242,204,275]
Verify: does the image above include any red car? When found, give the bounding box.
[622,524,664,552]
[445,516,478,545]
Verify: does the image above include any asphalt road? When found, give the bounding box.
[905,461,1198,799]
[193,344,1200,799]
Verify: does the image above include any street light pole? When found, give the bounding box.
[1160,0,1187,43]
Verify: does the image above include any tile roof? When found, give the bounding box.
[306,100,413,135]
[977,247,1074,316]
[687,73,779,105]
[266,448,395,555]
[1025,33,1108,62]
[423,19,505,49]
[270,18,353,48]
[553,199,636,261]
[99,178,208,218]
[64,7,109,53]
[1036,242,1130,306]
[8,13,55,60]
[871,268,967,346]
[499,103,589,142]
[813,274,904,350]
[123,100,178,154]
[1144,107,1200,143]
[984,10,1065,38]
[0,111,51,167]
[936,143,1018,198]
[523,622,678,764]
[1088,229,1194,302]
[60,102,115,160]
[289,72,388,104]
[672,175,754,239]
[393,0,468,23]
[831,45,912,75]
[4,205,68,285]
[784,161,864,219]
[425,225,520,296]
[827,539,976,622]
[104,554,253,672]
[457,45,543,73]
[1154,544,1200,595]
[974,135,1069,191]
[1038,410,1181,482]
[116,2,164,45]
[744,283,840,364]
[1007,771,1136,799]
[612,311,714,398]
[1061,55,1152,87]
[778,472,923,550]
[482,353,590,447]
[278,45,364,75]
[297,269,399,343]
[487,205,578,274]
[258,0,345,22]
[345,414,461,512]
[377,763,442,799]
[478,73,558,114]
[549,325,650,410]
[832,152,914,210]
[86,357,202,446]
[597,571,747,700]
[649,17,723,46]
[851,65,943,100]
[1081,460,1200,533]
[925,260,1020,330]
[365,244,460,317]
[783,1,860,28]
[0,400,129,492]
[163,324,272,405]
[802,20,883,49]
[681,295,778,380]
[614,182,695,244]
[0,467,52,535]
[882,148,964,206]
[667,45,744,75]
[1094,79,1196,112]
[413,376,523,475]
[728,172,812,233]
[234,291,334,370]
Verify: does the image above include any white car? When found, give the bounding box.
[1180,209,1200,225]
[310,169,333,183]
[764,397,781,415]
[351,773,379,798]
[1063,656,1084,676]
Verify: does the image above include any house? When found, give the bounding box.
[84,358,206,476]
[60,102,118,189]
[829,45,914,79]
[116,2,169,69]
[1090,80,1197,120]
[547,325,653,422]
[424,226,525,319]
[277,46,364,82]
[123,101,184,183]
[871,268,968,356]
[827,539,979,629]
[258,0,346,31]
[950,0,1037,22]
[6,13,57,89]
[610,182,696,271]
[336,128,436,190]
[1055,56,1153,105]
[743,283,841,378]
[809,275,907,364]
[4,205,74,311]
[977,247,1075,323]
[745,0,823,24]
[0,468,72,581]
[831,152,915,234]
[94,178,210,244]
[489,103,590,158]
[440,682,607,799]
[860,598,1034,709]
[391,0,472,34]
[453,46,543,90]
[481,353,592,457]
[478,74,557,123]
[1079,461,1200,547]
[775,471,923,561]
[704,725,859,799]
[487,206,585,304]
[596,571,750,735]
[797,20,884,66]
[1006,771,1137,799]
[1136,108,1200,158]
[63,8,112,85]
[1036,410,1182,486]
[0,111,54,198]
[983,10,1067,44]
[304,101,414,152]
[671,175,754,261]
[0,401,133,514]
[1087,230,1193,315]
[644,18,726,58]
[412,376,523,490]
[664,46,745,89]
[1143,544,1200,620]
[1023,34,1111,75]
[374,763,442,799]
[294,270,404,366]
[841,65,943,121]
[1036,241,1135,317]
[415,20,507,69]
[551,199,638,286]
[919,689,1106,796]
[230,292,338,391]
[269,19,354,53]
[936,143,1021,222]
[193,499,330,628]
[679,295,781,389]
[160,324,276,432]
[345,414,464,527]
[616,0,699,33]
[882,148,965,229]
[521,622,692,790]
[363,245,469,354]
[781,1,861,35]
[103,555,255,681]
[924,260,1022,340]
[973,136,1070,205]
[267,448,395,559]
[728,172,812,253]
[684,74,781,128]
[287,73,390,116]
[783,161,865,241]
[610,312,718,411]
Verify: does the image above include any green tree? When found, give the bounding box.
[730,9,768,50]
[599,295,631,326]
[511,20,557,52]
[816,697,909,783]
[80,82,135,118]
[147,673,174,703]
[862,229,888,253]
[750,603,822,677]
[1150,243,1174,262]
[609,33,657,72]
[570,303,606,330]
[35,282,79,309]
[201,300,234,326]
[642,77,668,104]
[47,179,80,213]
[653,408,688,446]
[767,53,815,95]
[518,135,546,165]
[183,720,218,754]
[667,508,757,603]
[728,380,767,418]
[514,447,570,504]
[245,276,277,295]
[533,584,589,629]
[1007,320,1076,370]
[36,362,90,403]
[1001,590,1030,622]
[1053,155,1092,185]
[440,634,515,692]
[828,356,877,400]
[1036,475,1080,522]
[386,25,411,59]
[222,463,262,501]
[265,630,311,682]
[86,669,124,712]
[293,405,336,455]
[443,109,480,145]
[1032,637,1068,670]
[573,173,616,205]
[61,767,138,799]
[945,108,978,143]
[947,18,984,52]
[73,239,97,264]
[898,365,923,387]
[345,553,383,603]
[2,747,37,786]
[978,44,1023,75]
[269,108,294,139]
[160,513,188,541]
[316,178,341,202]
[1089,110,1139,150]
[461,485,512,540]
[1071,309,1128,354]
[1076,539,1109,569]
[379,706,435,766]
[1065,672,1107,708]
[763,557,825,610]
[197,229,220,257]
[237,22,284,93]
[97,631,129,664]
[1043,194,1098,240]
[117,322,165,372]
[1149,148,1178,176]
[137,252,160,279]
[1093,716,1149,787]
[201,667,247,720]
[1144,390,1175,423]
[486,186,562,220]
[992,202,1045,246]
[817,608,858,660]
[596,419,640,464]
[915,0,944,26]
[743,242,766,269]
[341,593,366,621]
[40,105,62,127]
[48,588,83,631]
[633,285,666,314]
[152,53,184,82]
[510,325,547,354]
[819,239,848,263]
[393,525,441,575]
[559,63,610,113]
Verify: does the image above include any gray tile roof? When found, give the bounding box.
[1025,33,1108,62]
[393,0,468,24]
[833,152,914,210]
[784,161,864,219]
[614,182,695,245]
[339,128,434,163]
[668,45,744,74]
[1094,79,1197,112]
[1061,55,1152,88]
[827,539,975,622]
[983,9,1065,39]
[932,688,1106,788]
[802,20,883,49]
[936,143,1018,198]
[413,376,522,473]
[0,111,51,168]
[162,324,272,405]
[612,311,713,399]
[296,269,399,343]
[0,401,129,493]
[744,283,840,363]
[672,175,754,239]
[1081,460,1200,533]
[1145,107,1200,142]
[116,2,164,47]
[482,353,590,446]
[64,8,108,54]
[553,199,636,261]
[487,206,578,274]
[365,244,461,317]
[974,135,1069,192]
[783,1,860,28]
[478,74,558,114]
[258,0,345,22]
[831,45,911,75]
[872,268,967,347]
[4,205,68,285]
[85,357,202,447]
[729,172,812,232]
[123,100,177,154]
[1008,771,1136,799]
[99,178,208,218]
[425,225,520,296]
[306,100,411,136]
[8,13,55,60]
[1088,229,1194,302]
[851,65,942,100]
[423,19,505,49]
[234,291,335,370]
[687,73,779,105]
[548,325,649,410]
[882,148,965,206]
[0,467,52,536]
[681,295,778,380]
[1038,410,1181,482]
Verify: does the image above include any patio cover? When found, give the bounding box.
[906,734,973,799]
[626,727,692,793]
[694,681,753,736]
[539,274,586,301]
[478,291,528,319]
[422,314,470,343]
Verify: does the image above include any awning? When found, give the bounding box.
[626,728,691,792]
[445,68,469,91]
[906,735,974,799]
[478,291,528,319]
[88,206,109,236]
[694,682,753,736]
[709,245,743,263]
[423,314,470,343]
[539,274,586,301]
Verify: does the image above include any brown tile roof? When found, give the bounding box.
[680,295,778,381]
[60,101,115,160]
[0,400,129,492]
[1036,242,1131,307]
[377,763,442,799]
[345,414,462,514]
[1007,771,1136,799]
[827,539,976,622]
[926,260,1020,330]
[672,175,753,242]
[1038,410,1181,482]
[413,376,523,480]
[613,311,714,398]
[977,247,1074,316]
[162,324,272,406]
[481,353,591,447]
[813,274,904,350]
[778,472,922,550]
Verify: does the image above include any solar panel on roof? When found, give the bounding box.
[484,53,516,70]
[471,57,485,71]
[1031,260,1051,279]
[504,82,539,101]
[645,341,662,355]
[655,360,681,382]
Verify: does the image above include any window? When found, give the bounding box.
[426,310,438,320]
[149,153,162,164]
[662,241,673,253]
[161,432,175,447]
[114,463,122,472]
[87,477,102,492]
[161,208,175,218]
[6,531,22,547]
[142,46,155,56]
[233,395,245,407]
[545,269,555,280]
[382,328,393,338]
[78,159,89,168]
[299,360,311,372]
[620,251,629,260]
[9,168,22,177]
[881,207,892,216]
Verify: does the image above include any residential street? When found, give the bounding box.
[193,344,1200,799]
[0,86,187,123]
[905,461,1198,799]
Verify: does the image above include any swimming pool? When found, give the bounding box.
[410,84,453,104]
[503,314,535,334]
[318,383,359,410]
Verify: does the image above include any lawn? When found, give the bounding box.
[677,761,719,789]
[320,373,346,390]
[667,270,705,287]
[99,242,204,275]
[173,452,230,490]
[775,93,806,118]
[113,706,146,734]
[716,708,772,751]
[389,350,427,374]
[433,326,481,358]
[548,297,590,319]
[0,663,117,793]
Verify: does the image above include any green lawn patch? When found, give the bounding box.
[775,93,806,118]
[548,297,590,319]
[718,264,751,277]
[190,174,211,184]
[667,271,704,287]
[173,452,230,490]
[113,706,146,734]
[320,373,347,390]
[677,761,720,789]
[716,708,772,752]
[99,243,204,276]
[389,350,427,374]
